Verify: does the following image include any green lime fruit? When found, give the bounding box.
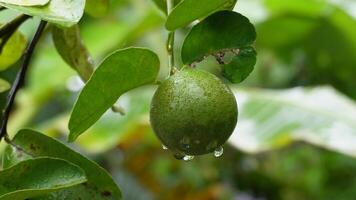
[150,68,238,157]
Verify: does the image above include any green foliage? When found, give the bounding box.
[182,11,256,64]
[230,87,356,158]
[0,157,86,200]
[0,29,26,71]
[258,0,356,99]
[181,10,256,83]
[52,25,94,81]
[3,129,122,199]
[165,0,236,30]
[0,0,85,27]
[68,48,160,141]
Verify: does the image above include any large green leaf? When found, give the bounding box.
[52,25,94,81]
[0,78,10,93]
[181,11,256,64]
[0,157,86,200]
[0,0,85,27]
[165,0,235,30]
[229,87,356,158]
[85,0,109,17]
[68,47,160,142]
[0,29,27,71]
[3,129,122,199]
[0,0,49,6]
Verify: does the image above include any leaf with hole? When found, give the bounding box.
[0,0,49,6]
[222,46,257,83]
[3,129,122,200]
[52,25,94,81]
[0,78,10,93]
[165,0,235,30]
[181,10,256,64]
[0,157,86,200]
[68,47,160,142]
[0,0,85,27]
[0,28,27,71]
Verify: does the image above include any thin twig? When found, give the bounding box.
[0,20,47,142]
[0,14,30,38]
[166,0,176,75]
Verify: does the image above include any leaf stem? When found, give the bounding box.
[166,0,176,75]
[0,20,47,142]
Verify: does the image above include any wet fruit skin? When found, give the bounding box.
[150,68,238,156]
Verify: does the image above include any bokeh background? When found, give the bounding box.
[1,0,356,199]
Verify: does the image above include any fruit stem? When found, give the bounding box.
[0,20,47,142]
[166,0,176,76]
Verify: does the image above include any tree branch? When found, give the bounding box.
[0,20,47,142]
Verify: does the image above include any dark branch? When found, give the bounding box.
[0,14,30,38]
[0,20,47,141]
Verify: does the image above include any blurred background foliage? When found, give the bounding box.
[1,0,356,199]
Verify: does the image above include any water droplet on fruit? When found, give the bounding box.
[214,146,223,158]
[183,155,194,161]
[162,145,168,150]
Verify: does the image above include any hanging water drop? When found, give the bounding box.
[183,155,194,161]
[162,145,168,150]
[214,146,224,157]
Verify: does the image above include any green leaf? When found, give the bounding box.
[52,25,94,81]
[68,47,160,142]
[0,78,10,93]
[229,86,356,158]
[0,29,27,71]
[181,11,256,64]
[3,129,122,199]
[222,46,257,83]
[0,0,49,6]
[0,157,86,200]
[0,0,85,27]
[165,0,235,30]
[85,0,109,17]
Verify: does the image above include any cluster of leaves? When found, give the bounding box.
[0,0,258,199]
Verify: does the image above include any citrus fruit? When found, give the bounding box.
[150,68,238,157]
